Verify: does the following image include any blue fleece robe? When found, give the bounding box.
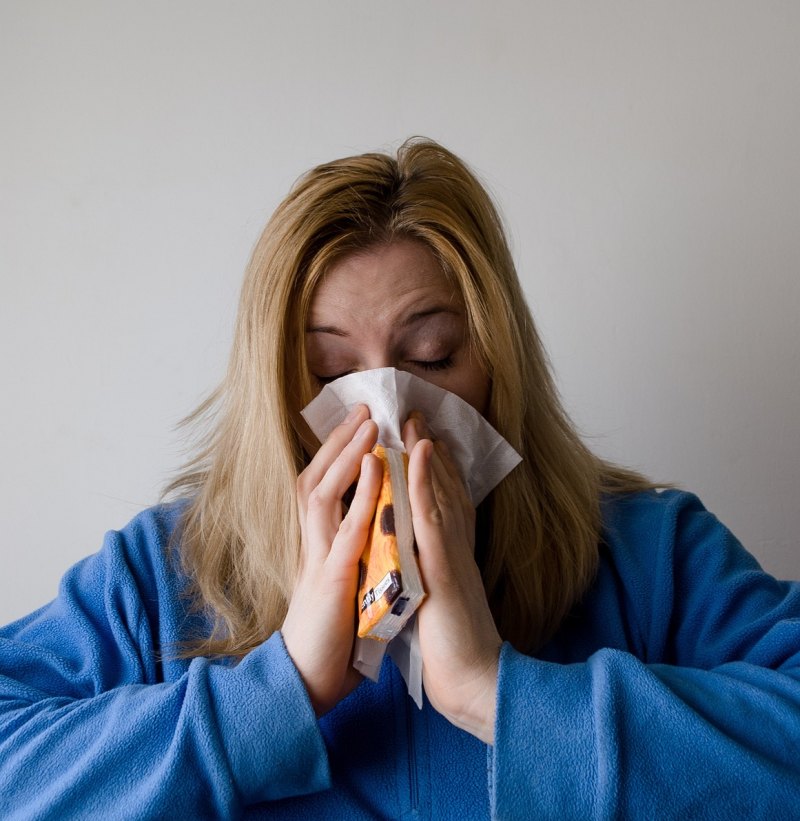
[1,490,799,819]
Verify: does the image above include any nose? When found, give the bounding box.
[357,348,396,373]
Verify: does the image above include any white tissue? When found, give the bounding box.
[301,367,522,707]
[301,367,521,506]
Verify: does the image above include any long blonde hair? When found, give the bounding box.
[165,137,654,658]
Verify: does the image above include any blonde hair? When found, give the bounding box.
[165,137,655,658]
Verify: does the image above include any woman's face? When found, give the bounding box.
[306,239,490,415]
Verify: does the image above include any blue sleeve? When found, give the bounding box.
[491,492,800,819]
[0,510,331,818]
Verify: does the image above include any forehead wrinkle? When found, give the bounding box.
[309,279,460,330]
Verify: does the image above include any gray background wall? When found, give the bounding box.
[2,1,798,624]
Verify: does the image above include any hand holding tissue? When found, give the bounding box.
[301,368,521,706]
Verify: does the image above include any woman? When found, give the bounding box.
[1,139,799,818]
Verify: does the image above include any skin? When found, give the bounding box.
[281,239,502,744]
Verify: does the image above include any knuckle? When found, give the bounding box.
[435,494,456,518]
[306,487,330,513]
[417,503,444,528]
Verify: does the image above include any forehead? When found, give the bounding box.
[309,239,462,323]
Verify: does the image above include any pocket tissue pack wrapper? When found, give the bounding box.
[301,367,522,707]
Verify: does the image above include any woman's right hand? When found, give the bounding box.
[281,405,381,717]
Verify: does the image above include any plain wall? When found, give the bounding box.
[1,1,798,624]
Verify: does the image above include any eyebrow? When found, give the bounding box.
[306,306,460,335]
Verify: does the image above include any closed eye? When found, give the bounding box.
[314,356,455,384]
[412,356,454,372]
[314,371,353,385]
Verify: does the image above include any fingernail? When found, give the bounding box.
[356,419,374,439]
[344,404,363,423]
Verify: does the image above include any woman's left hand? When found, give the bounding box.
[402,412,502,745]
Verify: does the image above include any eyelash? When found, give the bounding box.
[314,356,455,384]
[414,355,454,372]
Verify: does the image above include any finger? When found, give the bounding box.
[402,416,469,509]
[401,413,420,454]
[329,452,382,569]
[432,438,460,484]
[305,421,379,552]
[298,404,370,502]
[408,440,458,589]
[313,419,379,504]
[415,443,475,561]
[401,418,417,454]
[408,438,441,526]
[412,410,432,439]
[426,449,468,537]
[432,440,473,511]
[401,410,430,455]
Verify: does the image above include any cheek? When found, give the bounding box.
[443,369,491,416]
[464,377,491,416]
